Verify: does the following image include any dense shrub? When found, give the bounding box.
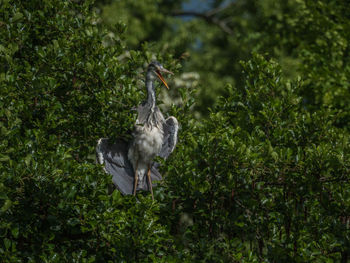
[162,54,350,262]
[0,1,178,261]
[1,0,349,262]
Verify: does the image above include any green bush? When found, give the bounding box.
[1,0,349,262]
[0,0,178,261]
[162,54,350,262]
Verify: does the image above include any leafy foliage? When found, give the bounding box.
[1,0,350,262]
[0,0,177,261]
[162,54,350,261]
[97,0,350,116]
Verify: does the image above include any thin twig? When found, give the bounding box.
[171,4,234,35]
[206,2,236,16]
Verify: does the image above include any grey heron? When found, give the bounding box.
[96,61,178,200]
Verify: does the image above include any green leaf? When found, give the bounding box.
[12,12,23,22]
[1,200,12,212]
[11,227,19,238]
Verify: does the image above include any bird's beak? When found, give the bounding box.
[155,68,173,89]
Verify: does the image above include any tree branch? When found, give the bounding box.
[206,2,236,16]
[171,7,234,35]
[171,11,210,21]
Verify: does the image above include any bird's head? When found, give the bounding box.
[147,61,174,89]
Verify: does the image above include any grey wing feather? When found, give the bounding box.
[96,138,162,195]
[159,116,178,159]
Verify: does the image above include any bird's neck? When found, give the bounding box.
[146,71,156,110]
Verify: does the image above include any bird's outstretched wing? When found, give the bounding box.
[96,138,162,195]
[159,116,178,159]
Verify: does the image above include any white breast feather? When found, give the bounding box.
[128,126,164,184]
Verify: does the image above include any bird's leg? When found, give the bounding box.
[133,159,138,196]
[147,164,154,201]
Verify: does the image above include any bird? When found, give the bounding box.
[128,61,178,200]
[96,61,178,200]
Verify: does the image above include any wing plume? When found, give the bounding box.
[159,116,178,159]
[96,138,162,195]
